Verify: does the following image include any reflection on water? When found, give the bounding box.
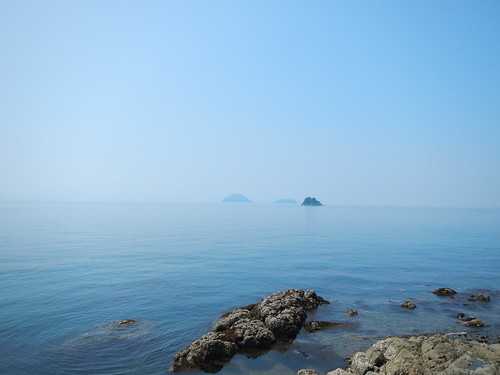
[1,203,499,374]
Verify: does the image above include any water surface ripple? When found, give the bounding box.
[1,203,499,374]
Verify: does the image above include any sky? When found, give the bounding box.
[1,0,499,207]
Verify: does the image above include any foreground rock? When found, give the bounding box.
[171,289,329,372]
[326,334,500,375]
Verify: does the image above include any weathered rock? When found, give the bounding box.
[297,369,319,375]
[400,300,416,309]
[456,313,485,327]
[350,349,386,374]
[304,320,352,332]
[346,308,358,317]
[326,334,500,374]
[213,309,252,331]
[229,318,275,349]
[468,293,491,303]
[172,332,237,373]
[255,289,329,340]
[172,289,329,372]
[432,287,457,296]
[462,319,485,328]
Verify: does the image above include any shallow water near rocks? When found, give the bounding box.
[1,203,500,374]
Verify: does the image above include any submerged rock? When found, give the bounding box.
[346,309,358,317]
[468,293,491,303]
[400,300,416,309]
[171,289,329,372]
[301,197,323,206]
[457,312,477,322]
[304,321,352,332]
[326,334,500,374]
[118,319,137,326]
[432,287,457,297]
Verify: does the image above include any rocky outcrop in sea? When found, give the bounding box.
[302,197,323,206]
[274,198,298,204]
[171,289,329,372]
[222,193,251,203]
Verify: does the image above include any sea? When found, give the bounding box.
[1,202,500,375]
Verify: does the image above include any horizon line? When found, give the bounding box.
[0,199,498,210]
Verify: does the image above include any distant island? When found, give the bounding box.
[274,198,297,204]
[222,193,251,203]
[301,197,322,206]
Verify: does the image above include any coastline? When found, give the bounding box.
[300,333,500,375]
[170,289,499,374]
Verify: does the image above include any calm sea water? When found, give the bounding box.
[1,203,500,375]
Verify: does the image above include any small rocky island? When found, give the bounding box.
[222,193,251,203]
[274,198,298,204]
[171,289,329,372]
[302,197,323,206]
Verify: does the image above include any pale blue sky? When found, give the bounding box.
[1,1,499,207]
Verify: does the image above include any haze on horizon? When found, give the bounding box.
[1,1,499,208]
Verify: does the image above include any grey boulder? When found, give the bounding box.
[326,334,500,375]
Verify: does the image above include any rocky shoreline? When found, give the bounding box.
[171,288,497,374]
[300,333,500,375]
